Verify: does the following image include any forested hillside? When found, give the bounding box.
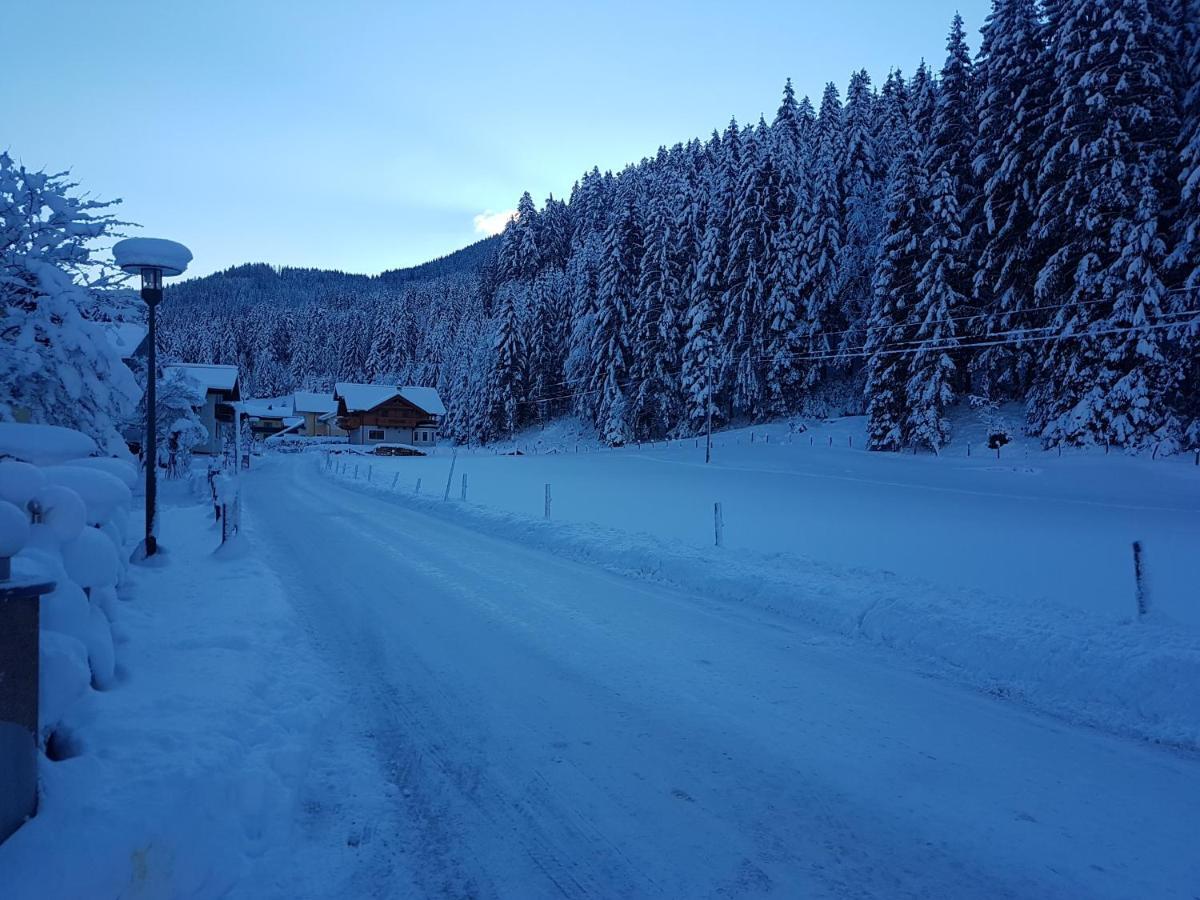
[163,0,1200,452]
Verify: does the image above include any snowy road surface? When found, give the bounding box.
[245,457,1200,898]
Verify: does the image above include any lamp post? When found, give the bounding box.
[112,238,193,558]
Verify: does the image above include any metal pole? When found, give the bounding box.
[143,277,162,556]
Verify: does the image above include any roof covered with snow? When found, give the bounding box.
[292,391,338,415]
[163,363,239,393]
[334,383,399,413]
[97,321,148,358]
[334,382,445,416]
[240,396,294,419]
[399,386,447,417]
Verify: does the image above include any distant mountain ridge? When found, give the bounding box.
[168,235,498,303]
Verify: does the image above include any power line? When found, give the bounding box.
[514,313,1200,410]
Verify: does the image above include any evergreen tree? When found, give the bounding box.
[800,83,846,389]
[632,164,685,435]
[866,146,927,450]
[971,0,1048,397]
[489,282,529,436]
[1031,0,1183,448]
[907,166,963,450]
[839,70,881,357]
[593,181,643,444]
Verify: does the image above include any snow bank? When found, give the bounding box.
[323,457,1200,749]
[0,495,392,898]
[43,466,131,525]
[0,423,97,466]
[1,424,129,743]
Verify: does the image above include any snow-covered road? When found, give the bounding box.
[246,456,1199,899]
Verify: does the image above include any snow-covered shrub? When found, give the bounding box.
[0,154,138,454]
[969,395,1013,448]
[2,422,131,736]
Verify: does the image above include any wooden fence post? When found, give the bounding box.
[443,451,458,501]
[460,472,468,501]
[1133,541,1149,619]
[713,502,724,548]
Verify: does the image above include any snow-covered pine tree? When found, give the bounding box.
[865,145,928,450]
[1171,0,1200,445]
[496,191,541,283]
[926,15,977,371]
[971,0,1048,398]
[800,83,846,390]
[681,127,735,432]
[528,268,570,421]
[593,178,643,444]
[724,120,777,419]
[0,153,139,453]
[1030,0,1183,448]
[838,70,881,359]
[631,158,685,436]
[907,165,963,451]
[765,85,815,415]
[488,281,529,436]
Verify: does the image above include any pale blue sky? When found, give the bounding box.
[9,0,990,278]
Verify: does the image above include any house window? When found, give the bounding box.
[367,429,386,441]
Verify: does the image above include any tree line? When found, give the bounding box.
[163,0,1200,453]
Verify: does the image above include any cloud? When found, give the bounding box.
[473,208,517,236]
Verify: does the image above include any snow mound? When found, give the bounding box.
[0,423,97,466]
[112,237,192,276]
[65,457,138,489]
[0,499,29,556]
[43,466,131,525]
[0,460,45,507]
[62,527,119,588]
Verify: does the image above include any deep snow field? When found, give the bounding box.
[332,413,1200,627]
[3,413,1199,898]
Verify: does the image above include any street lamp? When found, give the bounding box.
[112,237,192,558]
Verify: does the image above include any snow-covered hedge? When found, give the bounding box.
[1,423,134,738]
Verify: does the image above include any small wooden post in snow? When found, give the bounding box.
[713,502,724,548]
[460,472,468,501]
[544,483,551,520]
[443,451,458,501]
[1133,541,1149,619]
[414,477,422,495]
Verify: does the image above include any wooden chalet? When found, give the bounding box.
[333,383,445,448]
[162,363,241,455]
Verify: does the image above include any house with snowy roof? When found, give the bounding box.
[240,396,302,440]
[291,391,345,437]
[162,363,240,455]
[333,383,445,448]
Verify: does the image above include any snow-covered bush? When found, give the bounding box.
[0,153,139,454]
[2,422,131,736]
